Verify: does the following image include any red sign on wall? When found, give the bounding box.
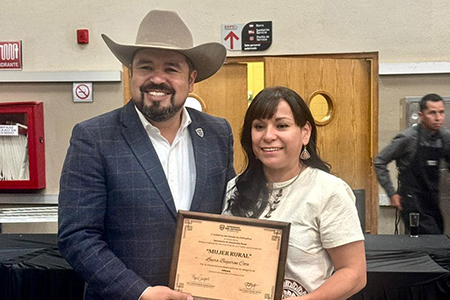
[0,41,22,70]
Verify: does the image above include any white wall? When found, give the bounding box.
[2,0,449,72]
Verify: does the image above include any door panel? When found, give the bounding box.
[264,56,376,233]
[193,63,248,173]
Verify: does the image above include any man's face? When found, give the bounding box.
[130,48,197,123]
[419,100,445,133]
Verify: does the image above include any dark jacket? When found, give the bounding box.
[374,124,450,198]
[58,101,235,300]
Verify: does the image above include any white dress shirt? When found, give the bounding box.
[135,105,196,211]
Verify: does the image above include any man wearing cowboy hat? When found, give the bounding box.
[58,9,235,300]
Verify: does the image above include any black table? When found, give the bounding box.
[0,234,84,300]
[350,234,450,300]
[1,234,450,300]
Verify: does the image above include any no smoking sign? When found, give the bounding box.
[73,82,93,102]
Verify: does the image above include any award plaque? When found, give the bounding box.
[169,211,290,300]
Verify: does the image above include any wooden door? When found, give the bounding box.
[263,55,378,233]
[192,63,248,173]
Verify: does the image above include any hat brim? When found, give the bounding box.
[102,34,226,82]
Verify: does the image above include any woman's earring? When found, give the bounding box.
[300,147,311,160]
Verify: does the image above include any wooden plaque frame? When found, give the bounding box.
[169,211,290,300]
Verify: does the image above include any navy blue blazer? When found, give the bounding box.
[58,101,235,300]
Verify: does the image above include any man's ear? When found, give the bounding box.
[418,111,424,122]
[188,70,198,93]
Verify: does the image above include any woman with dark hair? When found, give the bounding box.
[223,87,366,300]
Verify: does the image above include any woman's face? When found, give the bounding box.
[251,100,311,181]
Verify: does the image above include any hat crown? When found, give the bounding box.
[135,10,194,49]
[102,9,227,82]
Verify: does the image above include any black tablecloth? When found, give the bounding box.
[1,234,450,300]
[350,234,450,300]
[0,234,84,300]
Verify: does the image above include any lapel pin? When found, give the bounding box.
[195,128,204,137]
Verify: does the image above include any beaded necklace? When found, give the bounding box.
[264,168,303,218]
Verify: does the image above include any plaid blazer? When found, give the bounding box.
[58,101,235,300]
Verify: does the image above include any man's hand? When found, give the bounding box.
[390,194,402,210]
[140,286,193,300]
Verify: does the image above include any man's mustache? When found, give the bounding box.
[140,83,175,95]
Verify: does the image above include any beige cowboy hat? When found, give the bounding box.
[102,9,227,82]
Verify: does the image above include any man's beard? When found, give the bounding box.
[134,83,185,123]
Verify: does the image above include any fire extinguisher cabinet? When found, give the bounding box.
[0,101,45,189]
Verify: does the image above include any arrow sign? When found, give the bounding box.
[222,22,272,51]
[221,24,243,50]
[224,31,239,50]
